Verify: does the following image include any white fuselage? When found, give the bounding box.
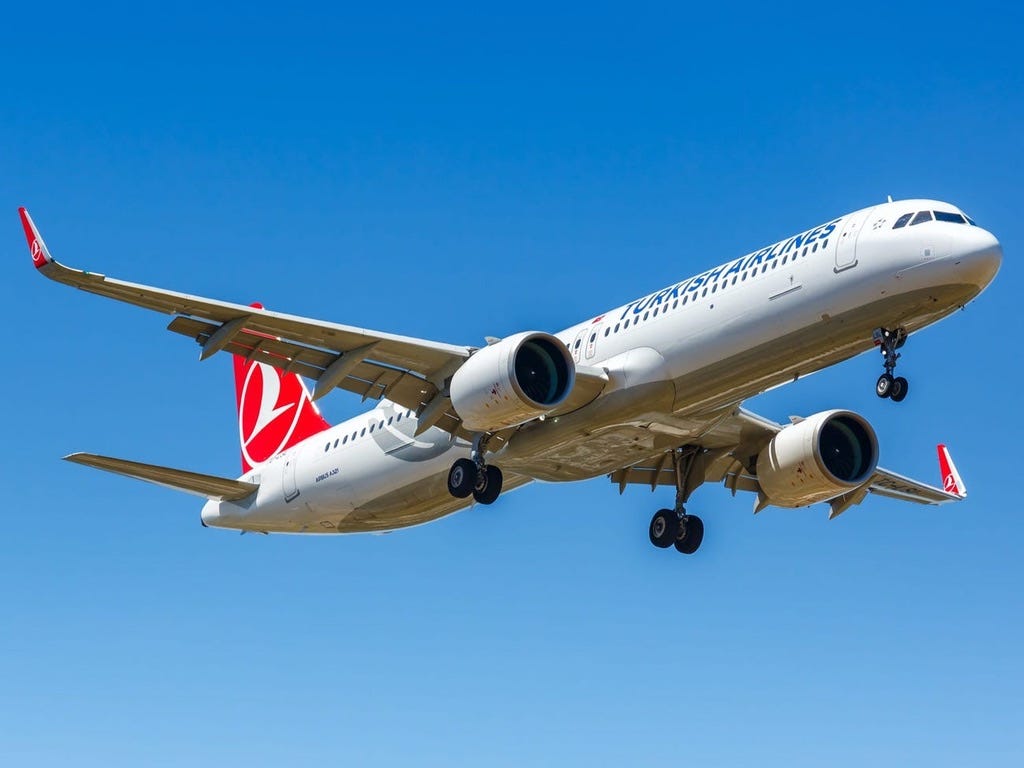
[201,199,1002,533]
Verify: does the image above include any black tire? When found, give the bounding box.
[447,458,478,498]
[473,465,503,505]
[876,373,894,398]
[890,376,909,402]
[649,509,679,549]
[674,515,704,554]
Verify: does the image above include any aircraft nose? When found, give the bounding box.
[954,226,1002,288]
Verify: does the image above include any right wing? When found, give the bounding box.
[609,407,966,517]
[20,208,606,440]
[65,453,259,501]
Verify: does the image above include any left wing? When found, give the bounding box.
[20,208,605,440]
[610,407,966,518]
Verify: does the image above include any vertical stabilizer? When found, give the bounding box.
[233,305,330,472]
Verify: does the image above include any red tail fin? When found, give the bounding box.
[233,305,330,472]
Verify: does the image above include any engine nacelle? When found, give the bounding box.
[450,332,575,432]
[756,410,878,508]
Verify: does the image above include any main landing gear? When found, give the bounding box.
[648,447,705,555]
[447,434,504,505]
[873,327,909,402]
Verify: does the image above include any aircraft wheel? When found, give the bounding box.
[890,376,909,402]
[473,465,503,505]
[674,515,704,554]
[649,509,679,549]
[447,458,477,498]
[875,373,894,398]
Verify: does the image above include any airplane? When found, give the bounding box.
[19,199,1001,554]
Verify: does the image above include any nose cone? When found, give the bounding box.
[954,226,1002,289]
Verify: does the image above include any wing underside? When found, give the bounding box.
[609,407,964,517]
[65,453,259,501]
[21,208,606,443]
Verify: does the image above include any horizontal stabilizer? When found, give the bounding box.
[65,453,259,501]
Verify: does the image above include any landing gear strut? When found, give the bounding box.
[873,327,909,402]
[447,434,504,505]
[647,447,705,555]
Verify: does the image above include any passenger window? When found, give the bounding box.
[624,319,630,328]
[643,311,650,320]
[892,213,913,228]
[324,444,329,452]
[369,424,375,433]
[396,413,402,422]
[360,428,366,437]
[342,435,348,444]
[334,439,339,448]
[934,210,967,224]
[910,211,933,225]
[683,295,688,305]
[614,323,620,332]
[604,328,610,337]
[812,243,818,252]
[672,300,678,309]
[388,417,393,425]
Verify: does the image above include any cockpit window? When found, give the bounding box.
[934,210,967,224]
[892,213,913,229]
[910,211,933,226]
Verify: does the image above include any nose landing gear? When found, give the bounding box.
[873,327,909,402]
[647,447,705,555]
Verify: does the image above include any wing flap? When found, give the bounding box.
[65,453,259,501]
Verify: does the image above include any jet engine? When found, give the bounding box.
[756,410,878,508]
[449,332,575,432]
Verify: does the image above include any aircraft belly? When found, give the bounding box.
[500,281,979,483]
[669,281,978,414]
[336,468,532,533]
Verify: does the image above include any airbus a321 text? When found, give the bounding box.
[20,200,1001,554]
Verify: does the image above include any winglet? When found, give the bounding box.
[937,444,967,499]
[18,207,54,270]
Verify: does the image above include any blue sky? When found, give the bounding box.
[1,2,1022,765]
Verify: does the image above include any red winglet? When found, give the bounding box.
[937,444,967,498]
[18,207,54,270]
